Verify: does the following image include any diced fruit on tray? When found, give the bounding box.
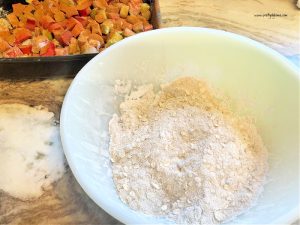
[0,0,153,57]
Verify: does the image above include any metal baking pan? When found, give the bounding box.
[0,0,161,79]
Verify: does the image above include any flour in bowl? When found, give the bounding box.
[109,77,268,224]
[0,104,65,200]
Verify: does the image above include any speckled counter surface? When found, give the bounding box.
[0,169,120,225]
[0,0,299,224]
[0,79,120,225]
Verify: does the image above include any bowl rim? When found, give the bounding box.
[60,27,299,224]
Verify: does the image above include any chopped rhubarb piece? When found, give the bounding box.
[55,47,68,56]
[77,30,90,45]
[93,0,108,8]
[0,31,11,40]
[19,44,32,54]
[57,20,67,30]
[60,3,78,18]
[126,15,139,24]
[107,13,120,20]
[94,10,107,23]
[48,23,63,32]
[49,6,60,15]
[40,15,55,29]
[52,29,63,44]
[34,9,44,21]
[77,0,93,10]
[61,30,73,46]
[25,18,36,31]
[14,28,32,44]
[90,22,101,35]
[68,37,80,54]
[78,7,91,16]
[122,28,135,37]
[74,16,88,27]
[12,3,26,17]
[106,5,119,13]
[89,33,104,44]
[0,38,10,53]
[121,20,133,30]
[65,17,78,30]
[41,42,55,56]
[24,5,35,14]
[71,23,84,37]
[128,1,140,15]
[144,23,153,31]
[24,12,35,21]
[32,36,48,54]
[18,21,25,28]
[132,21,143,33]
[6,35,16,46]
[3,46,23,58]
[39,40,51,55]
[6,13,19,28]
[54,11,66,22]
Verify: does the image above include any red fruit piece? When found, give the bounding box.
[71,23,84,37]
[14,28,32,44]
[40,15,55,29]
[55,47,68,56]
[48,22,63,32]
[3,46,23,58]
[78,7,91,16]
[0,38,11,53]
[65,17,78,30]
[74,16,88,27]
[25,18,36,31]
[61,31,73,46]
[144,24,153,31]
[107,13,120,20]
[41,42,55,56]
[19,45,32,54]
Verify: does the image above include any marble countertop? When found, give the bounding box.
[0,0,299,224]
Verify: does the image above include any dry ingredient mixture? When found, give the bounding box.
[0,104,65,200]
[109,77,268,224]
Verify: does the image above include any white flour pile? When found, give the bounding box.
[109,77,268,224]
[0,104,65,200]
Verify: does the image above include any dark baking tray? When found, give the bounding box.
[0,0,161,79]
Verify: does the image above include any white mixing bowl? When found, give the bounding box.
[60,27,299,224]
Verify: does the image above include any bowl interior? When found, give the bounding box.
[60,28,299,224]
